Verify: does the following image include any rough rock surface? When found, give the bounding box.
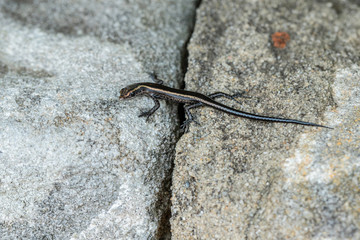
[1,0,359,239]
[171,1,360,239]
[0,1,196,239]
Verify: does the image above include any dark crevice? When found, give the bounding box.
[180,0,202,77]
[177,0,202,132]
[154,161,174,240]
[158,1,202,239]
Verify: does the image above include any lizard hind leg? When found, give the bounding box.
[181,103,201,132]
[208,91,250,105]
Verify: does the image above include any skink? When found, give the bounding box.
[119,76,332,130]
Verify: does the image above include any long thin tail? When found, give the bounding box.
[205,99,333,129]
[229,110,332,129]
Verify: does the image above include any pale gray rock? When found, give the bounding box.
[0,0,196,239]
[2,0,359,239]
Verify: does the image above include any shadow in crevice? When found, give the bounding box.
[158,0,203,239]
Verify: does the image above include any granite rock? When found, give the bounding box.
[0,1,196,239]
[171,1,360,239]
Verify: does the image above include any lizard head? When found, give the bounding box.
[119,83,143,99]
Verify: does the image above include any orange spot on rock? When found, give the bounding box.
[271,32,290,49]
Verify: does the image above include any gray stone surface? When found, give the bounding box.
[0,1,196,239]
[171,0,360,239]
[2,0,359,239]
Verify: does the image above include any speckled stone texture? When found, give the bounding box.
[171,0,360,239]
[1,0,359,239]
[0,1,196,239]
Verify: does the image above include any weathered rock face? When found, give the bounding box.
[171,1,360,239]
[0,1,196,239]
[1,0,359,239]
